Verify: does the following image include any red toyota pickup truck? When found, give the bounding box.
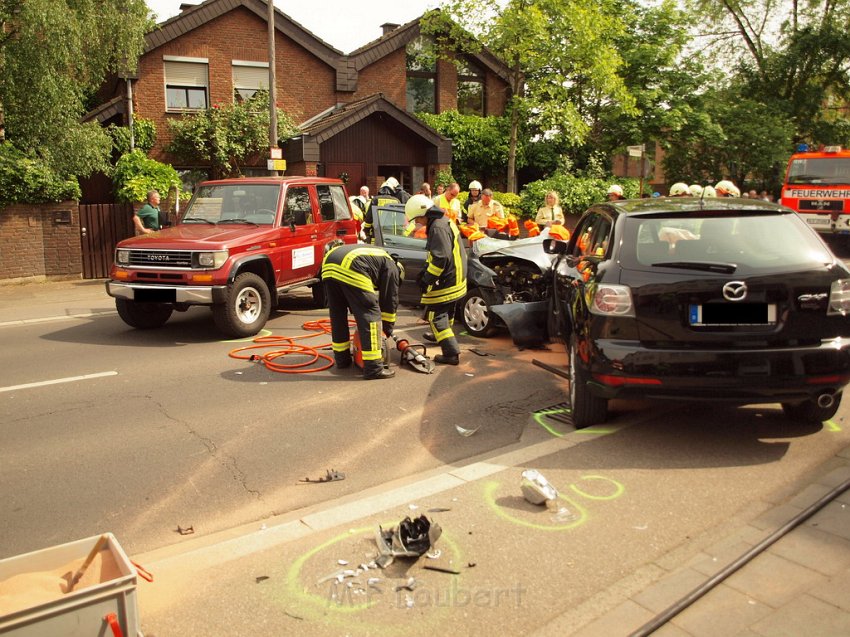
[106,177,357,337]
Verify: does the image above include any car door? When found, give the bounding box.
[277,184,322,286]
[371,204,428,304]
[315,183,358,258]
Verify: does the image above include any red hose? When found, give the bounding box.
[228,318,355,373]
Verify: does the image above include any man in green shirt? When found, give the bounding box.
[133,190,161,235]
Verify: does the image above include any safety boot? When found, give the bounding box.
[334,352,352,369]
[364,367,395,380]
[434,354,459,365]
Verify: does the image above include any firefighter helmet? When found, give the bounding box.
[468,180,482,191]
[702,185,717,197]
[715,180,740,197]
[607,184,624,197]
[382,177,400,190]
[404,194,433,222]
[669,182,690,196]
[689,184,704,197]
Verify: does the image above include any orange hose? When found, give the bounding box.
[228,318,355,374]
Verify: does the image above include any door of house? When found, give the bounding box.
[324,163,365,195]
[79,203,134,279]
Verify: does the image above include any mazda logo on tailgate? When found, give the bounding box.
[722,281,748,302]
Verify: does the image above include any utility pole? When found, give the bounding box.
[267,0,278,176]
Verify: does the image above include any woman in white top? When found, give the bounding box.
[535,190,565,228]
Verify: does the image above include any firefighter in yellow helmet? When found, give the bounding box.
[405,194,468,365]
[321,244,401,380]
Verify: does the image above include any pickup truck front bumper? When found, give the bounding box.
[106,281,229,305]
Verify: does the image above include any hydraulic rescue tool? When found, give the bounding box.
[351,329,435,374]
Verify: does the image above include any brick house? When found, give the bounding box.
[86,0,512,197]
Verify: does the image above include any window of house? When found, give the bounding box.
[164,56,209,111]
[457,59,485,116]
[406,37,436,114]
[232,61,269,102]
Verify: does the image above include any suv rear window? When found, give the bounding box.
[624,212,833,273]
[317,184,353,221]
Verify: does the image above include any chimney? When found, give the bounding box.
[179,3,197,12]
[380,23,400,36]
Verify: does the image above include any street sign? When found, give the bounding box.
[269,147,282,159]
[266,159,286,171]
[627,144,645,158]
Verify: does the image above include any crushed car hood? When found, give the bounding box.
[473,235,555,272]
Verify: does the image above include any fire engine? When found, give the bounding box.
[781,144,850,235]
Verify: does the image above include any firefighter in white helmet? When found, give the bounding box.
[669,182,690,196]
[462,180,483,223]
[715,180,741,197]
[607,184,625,201]
[405,194,468,365]
[689,184,704,197]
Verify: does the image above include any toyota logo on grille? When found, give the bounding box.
[722,281,748,302]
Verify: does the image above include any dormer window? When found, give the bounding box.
[406,36,437,114]
[457,59,484,116]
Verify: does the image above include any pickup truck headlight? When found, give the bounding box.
[196,250,228,269]
[116,249,130,265]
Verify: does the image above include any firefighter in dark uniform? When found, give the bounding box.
[404,194,468,365]
[321,244,400,380]
[362,177,411,243]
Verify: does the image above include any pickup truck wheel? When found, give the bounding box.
[461,287,497,337]
[213,272,270,338]
[569,334,608,429]
[115,298,173,329]
[311,281,328,308]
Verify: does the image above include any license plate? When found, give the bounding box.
[805,217,830,226]
[135,288,176,303]
[689,303,777,326]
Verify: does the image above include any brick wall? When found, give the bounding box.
[353,48,406,105]
[135,7,338,165]
[0,202,82,283]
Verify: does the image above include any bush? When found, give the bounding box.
[108,117,157,156]
[519,174,642,218]
[0,142,81,205]
[113,150,181,204]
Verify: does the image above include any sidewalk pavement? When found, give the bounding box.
[2,279,849,635]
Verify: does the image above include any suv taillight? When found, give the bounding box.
[590,284,634,317]
[828,279,850,316]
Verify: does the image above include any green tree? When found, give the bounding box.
[424,0,633,193]
[167,91,298,179]
[112,150,181,204]
[0,0,151,178]
[688,0,850,145]
[417,110,516,188]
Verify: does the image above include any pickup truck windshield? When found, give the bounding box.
[180,184,280,225]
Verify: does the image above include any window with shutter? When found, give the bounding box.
[232,61,269,102]
[164,57,209,111]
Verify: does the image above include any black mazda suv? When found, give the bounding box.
[546,197,850,428]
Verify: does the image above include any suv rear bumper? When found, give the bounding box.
[586,337,850,402]
[106,281,228,305]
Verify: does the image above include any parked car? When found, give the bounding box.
[106,177,358,337]
[369,203,552,346]
[543,197,850,427]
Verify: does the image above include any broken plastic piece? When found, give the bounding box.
[375,515,442,567]
[468,348,493,357]
[551,506,579,523]
[176,525,195,535]
[520,469,558,504]
[455,424,481,437]
[255,576,269,583]
[424,564,460,575]
[299,469,345,484]
[394,577,417,592]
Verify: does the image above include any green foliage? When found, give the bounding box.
[167,91,298,179]
[108,117,157,156]
[113,150,181,204]
[418,111,517,188]
[434,168,455,189]
[0,142,81,205]
[520,174,641,218]
[0,0,152,179]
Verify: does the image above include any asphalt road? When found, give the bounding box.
[1,255,848,573]
[0,291,566,557]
